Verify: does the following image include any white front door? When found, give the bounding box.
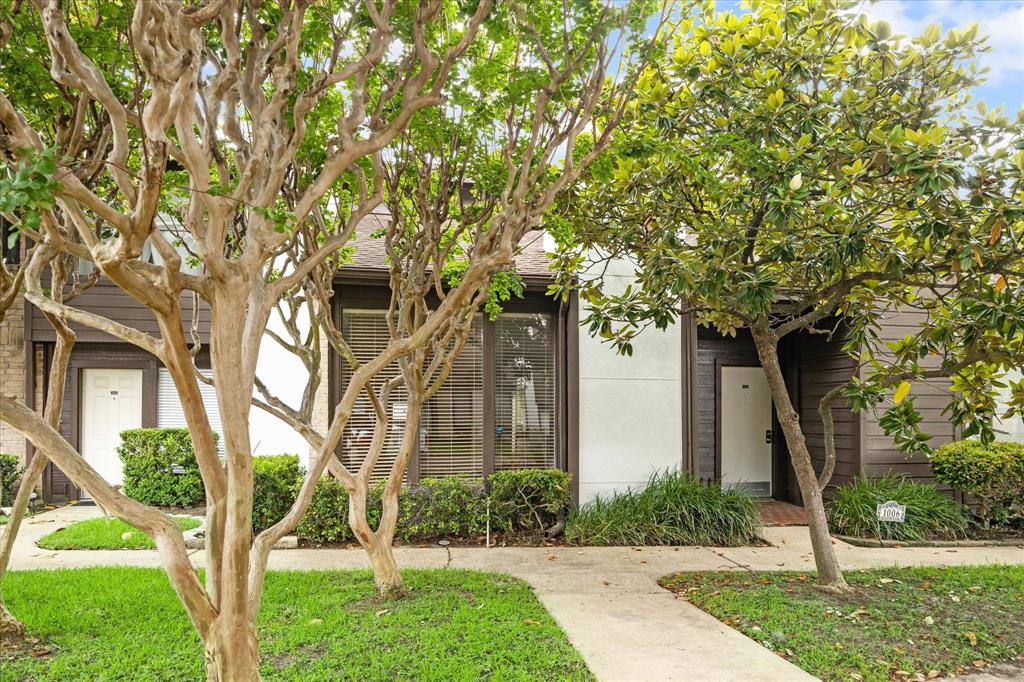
[720,366,773,497]
[80,368,143,498]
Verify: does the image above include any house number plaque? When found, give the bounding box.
[876,501,907,523]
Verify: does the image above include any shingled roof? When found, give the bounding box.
[340,209,554,280]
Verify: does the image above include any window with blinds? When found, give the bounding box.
[494,313,556,470]
[339,310,409,480]
[419,317,484,478]
[157,368,224,453]
[338,308,556,480]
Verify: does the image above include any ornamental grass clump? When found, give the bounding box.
[826,474,971,541]
[564,470,759,546]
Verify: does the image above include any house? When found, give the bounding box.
[2,216,1021,505]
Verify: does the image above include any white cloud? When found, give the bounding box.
[859,0,1024,86]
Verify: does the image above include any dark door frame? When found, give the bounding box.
[42,347,159,502]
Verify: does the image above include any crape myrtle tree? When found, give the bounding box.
[0,0,659,678]
[248,0,665,599]
[551,0,1024,591]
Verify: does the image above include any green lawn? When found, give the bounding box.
[36,517,201,550]
[661,565,1024,682]
[1,567,592,681]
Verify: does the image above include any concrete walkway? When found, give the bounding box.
[9,505,1024,681]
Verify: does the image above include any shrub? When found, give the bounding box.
[119,429,206,508]
[827,474,971,541]
[931,440,1024,527]
[489,469,571,534]
[0,453,23,506]
[297,472,571,544]
[297,477,359,544]
[252,455,302,534]
[564,470,759,546]
[396,477,487,541]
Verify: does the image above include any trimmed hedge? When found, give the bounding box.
[489,469,571,533]
[297,469,570,545]
[252,455,301,534]
[119,429,206,507]
[826,474,971,541]
[1,452,23,505]
[564,470,760,546]
[297,476,360,544]
[398,477,488,540]
[931,440,1024,527]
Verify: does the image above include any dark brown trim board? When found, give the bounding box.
[680,310,698,474]
[481,319,496,479]
[567,293,580,507]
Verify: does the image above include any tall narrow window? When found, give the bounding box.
[419,317,484,477]
[339,310,408,479]
[493,313,556,470]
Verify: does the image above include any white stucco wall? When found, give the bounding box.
[576,257,683,504]
[249,306,323,468]
[995,369,1024,443]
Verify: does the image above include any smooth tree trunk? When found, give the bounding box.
[750,323,849,592]
[204,617,261,682]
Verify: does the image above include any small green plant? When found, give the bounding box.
[251,455,302,534]
[489,469,571,534]
[0,452,23,506]
[931,440,1024,527]
[564,470,759,546]
[119,429,207,508]
[827,474,971,541]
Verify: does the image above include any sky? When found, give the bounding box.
[709,0,1024,114]
[862,0,1024,113]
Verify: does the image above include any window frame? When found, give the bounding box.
[330,282,568,483]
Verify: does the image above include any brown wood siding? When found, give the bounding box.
[695,328,759,482]
[861,306,954,484]
[797,331,860,494]
[29,279,211,344]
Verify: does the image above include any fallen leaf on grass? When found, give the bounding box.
[522,619,540,625]
[923,616,934,626]
[308,618,323,625]
[30,649,52,658]
[972,659,987,668]
[879,578,895,584]
[375,609,389,617]
[926,671,940,679]
[966,631,977,646]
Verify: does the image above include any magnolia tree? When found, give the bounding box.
[552,1,1024,591]
[0,0,657,678]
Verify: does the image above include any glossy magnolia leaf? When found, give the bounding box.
[893,381,912,405]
